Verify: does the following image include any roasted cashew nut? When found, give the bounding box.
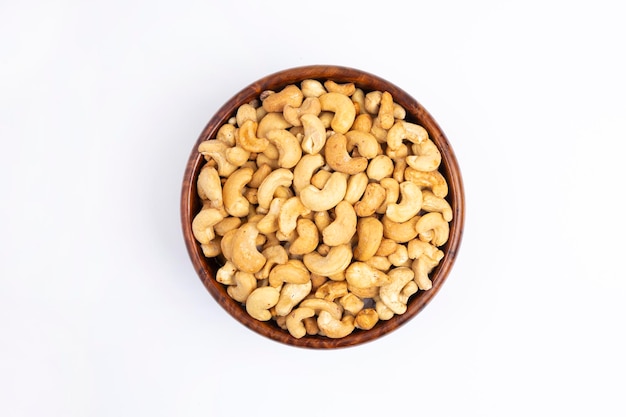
[255,244,289,279]
[407,137,442,172]
[293,153,325,194]
[421,190,453,221]
[256,112,292,139]
[319,92,356,134]
[223,166,254,217]
[344,172,369,204]
[379,267,414,315]
[289,218,320,255]
[283,97,321,126]
[385,181,423,223]
[317,311,355,338]
[404,167,449,198]
[227,271,257,303]
[246,286,280,321]
[256,197,286,234]
[345,261,392,289]
[382,214,420,243]
[197,165,222,207]
[415,212,450,247]
[377,91,395,130]
[268,260,311,288]
[230,222,266,273]
[324,133,367,174]
[265,129,302,169]
[285,307,316,338]
[345,130,379,159]
[262,84,304,113]
[386,121,429,151]
[339,293,365,316]
[299,171,348,212]
[237,120,269,153]
[198,139,238,177]
[257,168,294,210]
[300,113,327,154]
[355,308,379,330]
[276,281,313,317]
[302,244,353,276]
[353,217,384,261]
[192,207,224,244]
[301,79,327,98]
[366,155,394,181]
[277,196,311,237]
[322,201,357,246]
[354,182,386,217]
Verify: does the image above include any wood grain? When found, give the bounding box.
[180,65,465,349]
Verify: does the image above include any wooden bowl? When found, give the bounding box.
[181,65,464,348]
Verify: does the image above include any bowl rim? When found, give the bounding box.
[181,64,465,349]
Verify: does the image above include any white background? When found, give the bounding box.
[2,1,625,416]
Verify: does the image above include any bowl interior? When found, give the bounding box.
[181,65,464,348]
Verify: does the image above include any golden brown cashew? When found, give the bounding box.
[285,307,316,338]
[200,240,222,258]
[364,91,382,115]
[300,113,327,154]
[407,138,442,172]
[249,163,272,189]
[378,91,395,129]
[289,218,319,255]
[386,121,429,151]
[404,167,449,198]
[197,165,222,207]
[344,172,369,204]
[407,239,445,262]
[315,281,349,301]
[376,177,400,214]
[235,103,257,127]
[213,216,242,236]
[198,140,238,177]
[339,293,365,316]
[216,123,236,146]
[216,260,237,285]
[276,281,312,317]
[222,166,254,217]
[246,286,280,321]
[415,212,450,247]
[256,197,285,234]
[257,168,294,210]
[324,80,356,96]
[192,207,224,244]
[301,79,327,98]
[293,153,325,194]
[237,120,269,153]
[382,214,420,243]
[379,267,415,315]
[265,129,302,169]
[299,171,348,212]
[385,181,423,223]
[354,183,386,217]
[299,298,343,320]
[324,132,367,174]
[345,130,379,159]
[256,112,292,139]
[422,190,453,221]
[366,155,394,181]
[230,222,266,273]
[353,217,384,261]
[262,84,304,113]
[302,244,353,276]
[355,308,379,330]
[388,244,410,267]
[227,271,257,303]
[277,196,311,237]
[225,146,251,167]
[345,262,392,289]
[322,201,357,246]
[319,92,356,134]
[411,254,441,291]
[317,311,355,338]
[269,260,311,288]
[351,113,373,132]
[283,97,321,126]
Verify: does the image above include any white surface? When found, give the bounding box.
[2,0,625,415]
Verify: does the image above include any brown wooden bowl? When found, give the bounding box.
[181,65,464,348]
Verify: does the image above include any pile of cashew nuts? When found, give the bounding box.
[192,79,453,339]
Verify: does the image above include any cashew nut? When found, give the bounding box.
[407,137,441,172]
[366,155,394,181]
[222,166,253,217]
[299,171,348,212]
[317,311,355,338]
[265,129,302,169]
[216,123,236,146]
[301,79,327,98]
[285,307,316,338]
[345,130,379,159]
[375,238,398,257]
[415,212,450,247]
[256,197,285,234]
[198,140,238,177]
[421,190,453,221]
[376,177,400,214]
[235,103,257,127]
[192,207,224,244]
[353,217,384,262]
[388,244,410,267]
[385,181,423,223]
[324,133,367,174]
[354,182,386,217]
[300,113,327,154]
[197,165,222,207]
[230,222,266,273]
[382,214,420,243]
[262,84,304,113]
[411,254,441,291]
[377,91,395,130]
[277,196,311,237]
[315,281,348,301]
[269,260,311,288]
[322,201,357,246]
[292,153,325,194]
[213,216,242,236]
[355,308,379,330]
[289,218,320,255]
[276,280,313,317]
[344,172,369,204]
[323,80,355,96]
[351,113,373,132]
[364,91,382,115]
[302,244,353,276]
[255,244,289,279]
[227,271,257,303]
[345,262,392,289]
[404,167,448,198]
[386,120,430,151]
[379,267,414,314]
[299,298,343,320]
[339,293,365,316]
[256,112,292,139]
[216,260,237,285]
[257,168,294,210]
[237,119,269,153]
[319,92,356,134]
[283,97,321,126]
[246,286,280,321]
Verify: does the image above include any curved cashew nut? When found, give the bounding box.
[323,80,356,96]
[214,216,242,237]
[345,262,392,289]
[293,153,325,194]
[386,121,429,151]
[277,196,311,237]
[375,238,398,257]
[404,167,449,198]
[299,171,348,212]
[415,212,450,247]
[256,197,286,234]
[257,168,294,210]
[324,133,367,174]
[265,129,302,169]
[216,123,236,146]
[407,239,445,262]
[285,307,316,338]
[269,259,310,288]
[222,166,253,217]
[192,207,224,244]
[382,214,420,243]
[345,130,380,159]
[216,260,237,285]
[375,297,395,320]
[237,120,269,153]
[353,217,384,261]
[256,112,292,139]
[378,91,395,130]
[365,255,392,272]
[322,201,357,246]
[317,311,355,338]
[379,267,415,315]
[385,181,423,223]
[319,92,356,134]
[352,113,373,132]
[407,138,442,172]
[354,182,386,217]
[235,103,257,127]
[197,165,222,207]
[201,239,222,258]
[227,271,257,303]
[302,244,353,276]
[355,308,379,330]
[276,280,313,317]
[255,244,289,279]
[225,146,251,167]
[262,84,304,113]
[283,97,321,126]
[301,79,327,98]
[366,155,394,181]
[364,91,382,115]
[388,244,410,267]
[300,113,327,154]
[289,218,320,255]
[299,298,343,320]
[411,254,441,291]
[339,293,365,316]
[198,140,238,177]
[230,222,266,273]
[315,281,349,302]
[376,177,400,214]
[344,172,369,204]
[422,190,453,221]
[246,286,280,321]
